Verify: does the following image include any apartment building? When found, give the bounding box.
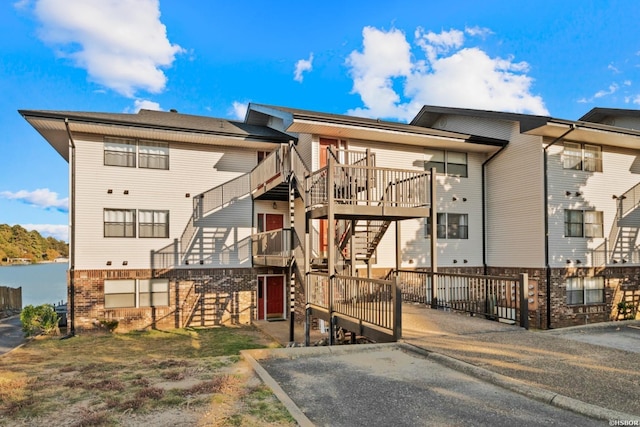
[412,106,640,328]
[20,103,639,333]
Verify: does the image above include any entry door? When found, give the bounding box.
[266,276,284,319]
[258,213,284,232]
[257,275,285,320]
[319,138,341,256]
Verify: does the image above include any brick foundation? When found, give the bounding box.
[69,267,256,333]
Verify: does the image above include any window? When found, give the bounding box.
[104,137,136,167]
[104,137,169,169]
[426,213,468,239]
[104,279,169,309]
[139,210,169,238]
[104,209,136,237]
[104,279,136,308]
[564,210,603,238]
[562,142,602,172]
[425,149,468,177]
[566,277,605,305]
[139,279,169,307]
[139,141,169,169]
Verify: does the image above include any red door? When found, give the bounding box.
[258,213,284,233]
[258,275,284,320]
[266,276,284,319]
[319,138,340,256]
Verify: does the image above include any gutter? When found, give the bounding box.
[63,119,76,337]
[481,143,510,275]
[543,124,577,329]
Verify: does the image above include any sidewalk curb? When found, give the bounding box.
[399,342,640,422]
[241,349,315,427]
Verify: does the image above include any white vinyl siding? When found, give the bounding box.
[345,139,484,268]
[74,135,258,269]
[546,144,639,267]
[485,129,545,268]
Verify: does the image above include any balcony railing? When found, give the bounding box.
[395,269,528,328]
[307,272,400,336]
[306,164,430,210]
[252,228,291,266]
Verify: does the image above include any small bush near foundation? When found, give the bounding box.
[20,305,58,337]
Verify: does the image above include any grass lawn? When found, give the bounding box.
[0,326,296,426]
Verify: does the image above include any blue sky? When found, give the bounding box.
[2,0,639,242]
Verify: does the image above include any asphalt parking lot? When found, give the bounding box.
[546,322,640,353]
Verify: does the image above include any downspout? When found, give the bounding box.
[482,144,509,275]
[543,124,577,329]
[64,118,76,337]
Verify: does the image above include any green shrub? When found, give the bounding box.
[20,304,59,337]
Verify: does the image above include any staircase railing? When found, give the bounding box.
[197,174,251,219]
[619,181,640,219]
[180,174,250,257]
[250,145,288,193]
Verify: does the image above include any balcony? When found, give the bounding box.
[252,228,291,267]
[306,162,431,221]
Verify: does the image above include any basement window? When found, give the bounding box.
[566,276,605,305]
[104,279,169,309]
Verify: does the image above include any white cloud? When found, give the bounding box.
[0,188,68,212]
[22,224,69,242]
[346,26,548,121]
[230,101,248,120]
[294,53,314,82]
[131,99,162,112]
[465,26,493,38]
[31,0,183,97]
[594,83,619,99]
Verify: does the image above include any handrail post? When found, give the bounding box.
[393,275,402,340]
[519,273,529,329]
[327,150,335,345]
[430,167,438,308]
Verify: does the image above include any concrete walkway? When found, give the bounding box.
[251,303,640,424]
[0,315,25,355]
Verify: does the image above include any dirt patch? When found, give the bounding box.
[0,326,295,426]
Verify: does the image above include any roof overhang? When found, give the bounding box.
[248,104,507,154]
[524,120,640,149]
[20,111,290,162]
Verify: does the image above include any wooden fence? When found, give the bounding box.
[0,286,22,312]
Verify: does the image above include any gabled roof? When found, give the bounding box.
[20,109,293,161]
[579,107,640,125]
[246,103,507,152]
[411,105,640,149]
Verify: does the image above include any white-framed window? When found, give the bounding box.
[104,137,169,170]
[104,209,136,238]
[566,276,605,305]
[139,141,169,170]
[139,210,169,238]
[564,210,603,238]
[104,279,169,309]
[426,213,468,239]
[562,142,602,172]
[104,137,136,167]
[425,149,468,177]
